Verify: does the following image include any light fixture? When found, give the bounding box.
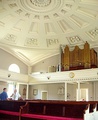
[8,74,11,77]
[47,76,51,80]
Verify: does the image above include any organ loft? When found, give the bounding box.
[61,42,97,71]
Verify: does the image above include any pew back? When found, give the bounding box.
[0,100,26,112]
[20,100,89,119]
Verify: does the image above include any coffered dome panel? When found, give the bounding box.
[0,0,98,65]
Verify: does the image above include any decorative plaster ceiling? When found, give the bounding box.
[0,0,98,66]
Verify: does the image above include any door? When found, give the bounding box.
[76,88,88,101]
[41,91,48,100]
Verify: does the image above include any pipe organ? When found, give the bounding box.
[61,42,97,71]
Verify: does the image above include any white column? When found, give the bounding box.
[59,45,62,72]
[64,82,67,101]
[93,82,96,101]
[77,82,81,101]
[26,84,29,99]
[16,83,19,92]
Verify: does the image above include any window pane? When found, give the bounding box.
[8,64,20,73]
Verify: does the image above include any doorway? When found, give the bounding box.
[41,91,48,100]
[76,88,88,101]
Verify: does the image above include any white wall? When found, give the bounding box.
[0,81,8,93]
[0,49,28,74]
[67,84,76,101]
[28,82,98,101]
[68,82,94,101]
[32,55,59,73]
[0,48,98,101]
[93,81,98,101]
[80,82,94,101]
[29,83,65,100]
[0,81,98,101]
[19,84,27,99]
[0,81,97,101]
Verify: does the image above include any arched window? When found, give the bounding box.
[8,64,20,73]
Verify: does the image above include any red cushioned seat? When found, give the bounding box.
[0,110,19,116]
[21,113,83,120]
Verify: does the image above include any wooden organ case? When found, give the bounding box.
[61,42,97,71]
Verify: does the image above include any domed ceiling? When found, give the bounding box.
[0,0,98,66]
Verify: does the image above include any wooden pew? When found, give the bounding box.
[0,100,26,120]
[84,102,98,120]
[92,103,98,120]
[0,100,97,120]
[20,100,88,120]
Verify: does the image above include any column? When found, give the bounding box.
[26,84,29,99]
[59,45,62,72]
[64,82,67,101]
[16,83,19,92]
[77,82,81,101]
[93,82,96,101]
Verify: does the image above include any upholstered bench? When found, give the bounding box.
[0,100,26,120]
[20,100,87,120]
[0,110,19,116]
[21,113,83,120]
